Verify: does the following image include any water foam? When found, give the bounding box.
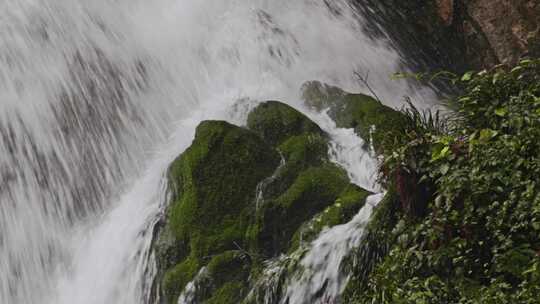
[0,1,434,303]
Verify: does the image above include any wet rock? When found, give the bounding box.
[464,0,540,65]
[156,120,280,304]
[290,184,371,251]
[154,100,372,303]
[247,100,325,146]
[302,81,408,154]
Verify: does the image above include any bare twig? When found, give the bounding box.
[354,70,383,104]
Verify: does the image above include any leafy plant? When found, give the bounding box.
[348,58,540,303]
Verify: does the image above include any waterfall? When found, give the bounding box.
[0,1,435,303]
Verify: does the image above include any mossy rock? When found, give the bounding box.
[245,100,355,256]
[279,133,329,169]
[207,251,250,287]
[156,100,375,304]
[153,222,188,272]
[206,282,246,304]
[192,251,252,303]
[158,120,281,304]
[245,100,374,256]
[250,163,351,256]
[166,120,280,257]
[302,81,408,153]
[301,81,347,112]
[262,133,330,200]
[162,256,201,303]
[290,184,371,251]
[247,100,325,146]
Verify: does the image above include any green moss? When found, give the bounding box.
[279,133,328,167]
[154,221,188,272]
[156,99,376,303]
[243,100,360,257]
[251,163,350,256]
[301,81,347,112]
[262,132,330,201]
[290,184,371,250]
[162,256,200,304]
[206,282,245,304]
[332,94,407,152]
[166,120,280,258]
[207,251,250,287]
[157,120,280,303]
[302,81,407,153]
[247,100,324,146]
[245,100,333,200]
[277,164,348,211]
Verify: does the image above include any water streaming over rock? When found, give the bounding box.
[0,1,434,303]
[280,193,385,304]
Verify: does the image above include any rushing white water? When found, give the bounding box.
[0,1,435,303]
[309,110,381,193]
[281,193,385,304]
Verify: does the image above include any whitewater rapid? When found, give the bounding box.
[0,1,435,303]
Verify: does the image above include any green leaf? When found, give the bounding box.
[479,129,498,142]
[431,144,451,161]
[461,72,473,82]
[511,66,523,74]
[437,136,454,145]
[494,108,507,117]
[458,97,471,103]
[391,72,407,80]
[440,163,450,175]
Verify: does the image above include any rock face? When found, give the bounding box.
[438,0,540,67]
[463,0,539,65]
[362,0,539,71]
[154,100,372,304]
[436,0,454,26]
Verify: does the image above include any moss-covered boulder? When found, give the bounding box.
[162,256,201,302]
[245,101,371,257]
[250,163,352,256]
[156,120,280,304]
[204,251,251,303]
[302,81,408,153]
[300,81,348,112]
[155,100,373,304]
[246,100,337,204]
[247,100,324,146]
[290,184,371,251]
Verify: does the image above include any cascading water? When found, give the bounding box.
[0,1,435,304]
[239,108,383,304]
[281,193,385,304]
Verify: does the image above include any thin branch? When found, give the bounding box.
[354,70,383,104]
